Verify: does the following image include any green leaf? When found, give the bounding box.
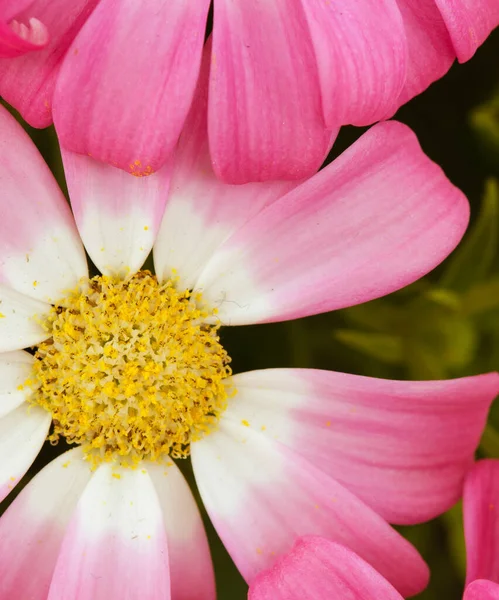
[440,178,499,292]
[334,330,403,364]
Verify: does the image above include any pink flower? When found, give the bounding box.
[0,71,497,597]
[0,1,497,183]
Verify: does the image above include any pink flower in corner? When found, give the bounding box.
[0,1,497,183]
[0,70,498,598]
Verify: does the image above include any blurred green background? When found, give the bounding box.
[2,28,499,600]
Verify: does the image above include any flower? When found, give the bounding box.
[0,1,497,183]
[0,77,497,598]
[248,535,405,600]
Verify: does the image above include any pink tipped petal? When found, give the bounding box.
[226,370,498,525]
[0,105,87,303]
[0,448,91,600]
[465,581,499,600]
[394,0,456,106]
[195,121,469,325]
[0,285,49,351]
[153,43,298,289]
[299,0,407,126]
[62,149,173,277]
[249,536,404,600]
[54,0,209,175]
[464,460,499,585]
[48,464,170,600]
[147,462,215,600]
[434,0,499,63]
[0,17,49,58]
[0,404,50,503]
[0,0,99,128]
[191,421,429,597]
[0,351,34,418]
[210,0,332,183]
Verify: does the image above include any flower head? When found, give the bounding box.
[0,85,497,598]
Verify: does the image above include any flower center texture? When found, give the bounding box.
[25,271,232,467]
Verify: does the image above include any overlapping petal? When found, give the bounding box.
[0,105,87,302]
[0,0,99,127]
[0,14,48,59]
[0,351,34,418]
[300,0,407,126]
[54,0,209,175]
[147,462,216,600]
[226,370,498,525]
[191,419,429,597]
[249,536,404,600]
[464,460,499,585]
[62,149,172,277]
[0,449,91,600]
[210,0,332,183]
[195,121,469,325]
[47,464,170,600]
[465,580,499,600]
[153,43,298,289]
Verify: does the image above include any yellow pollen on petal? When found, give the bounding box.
[26,271,232,467]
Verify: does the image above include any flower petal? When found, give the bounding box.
[393,0,456,106]
[147,462,215,600]
[0,350,34,418]
[0,448,91,600]
[195,121,469,325]
[210,0,332,183]
[0,16,48,58]
[191,421,429,597]
[0,285,49,351]
[54,0,210,175]
[464,580,499,600]
[249,536,404,600]
[434,0,499,62]
[0,404,50,502]
[0,0,99,127]
[47,464,170,600]
[299,0,407,126]
[153,43,298,289]
[225,369,498,525]
[62,149,173,278]
[0,105,87,303]
[464,460,499,585]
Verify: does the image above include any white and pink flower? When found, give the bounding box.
[0,0,497,182]
[0,68,497,599]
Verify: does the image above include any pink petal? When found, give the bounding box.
[0,0,99,128]
[434,0,499,62]
[47,464,171,600]
[0,104,87,304]
[54,0,209,175]
[395,0,456,106]
[249,536,404,600]
[0,16,48,58]
[153,42,299,289]
[62,149,173,277]
[0,404,50,503]
[0,448,91,600]
[209,0,332,183]
[191,420,429,597]
[465,580,499,600]
[226,370,498,525]
[464,460,499,585]
[299,0,407,126]
[147,462,215,600]
[195,121,469,325]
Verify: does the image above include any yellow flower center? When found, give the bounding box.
[25,271,232,467]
